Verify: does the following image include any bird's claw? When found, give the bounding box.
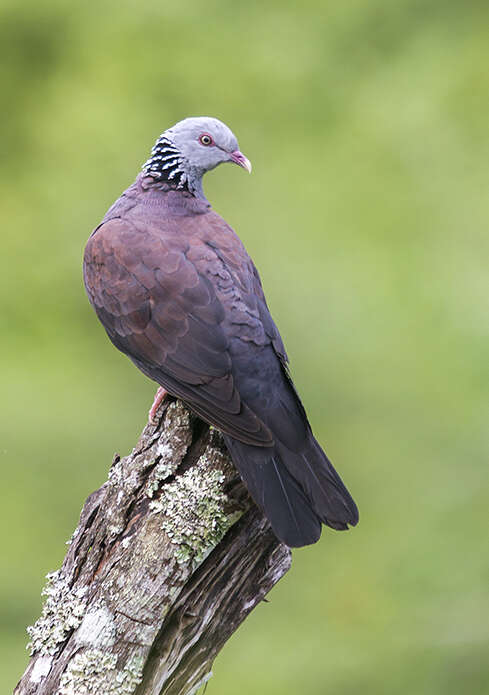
[148,386,168,423]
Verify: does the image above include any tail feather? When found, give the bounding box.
[223,436,321,547]
[294,436,359,529]
[223,430,358,547]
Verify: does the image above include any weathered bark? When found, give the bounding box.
[15,399,291,695]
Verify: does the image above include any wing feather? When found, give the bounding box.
[84,217,273,446]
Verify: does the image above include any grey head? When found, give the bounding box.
[142,116,251,201]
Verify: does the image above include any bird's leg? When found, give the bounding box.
[149,386,168,423]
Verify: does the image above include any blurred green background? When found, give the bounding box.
[2,0,488,692]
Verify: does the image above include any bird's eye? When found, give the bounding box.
[199,133,213,146]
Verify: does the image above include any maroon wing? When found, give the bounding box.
[83,216,273,446]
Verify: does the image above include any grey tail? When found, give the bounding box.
[223,433,358,548]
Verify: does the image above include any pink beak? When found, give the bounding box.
[230,150,252,173]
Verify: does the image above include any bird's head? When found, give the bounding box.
[142,116,251,200]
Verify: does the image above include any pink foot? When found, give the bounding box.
[149,386,168,423]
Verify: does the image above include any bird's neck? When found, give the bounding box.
[142,136,207,202]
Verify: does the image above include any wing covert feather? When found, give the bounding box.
[84,217,273,446]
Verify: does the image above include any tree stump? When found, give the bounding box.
[15,399,291,695]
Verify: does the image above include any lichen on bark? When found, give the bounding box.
[15,399,291,695]
[150,434,243,565]
[144,401,192,498]
[57,650,144,695]
[27,570,88,657]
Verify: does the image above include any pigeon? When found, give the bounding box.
[83,116,358,547]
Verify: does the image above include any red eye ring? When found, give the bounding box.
[199,133,214,146]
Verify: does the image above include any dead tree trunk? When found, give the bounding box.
[15,399,291,695]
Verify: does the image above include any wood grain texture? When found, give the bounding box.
[15,399,291,695]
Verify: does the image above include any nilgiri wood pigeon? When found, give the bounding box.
[83,116,358,547]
